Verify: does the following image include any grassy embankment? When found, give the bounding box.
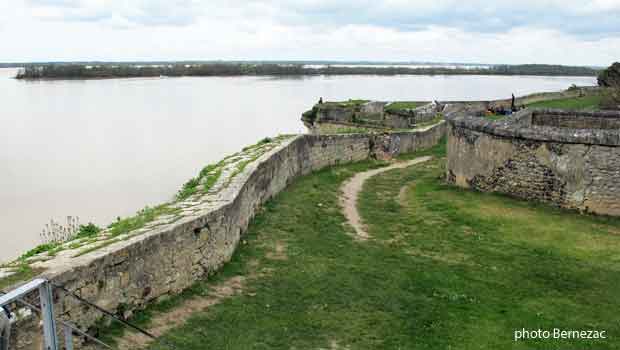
[103,140,620,349]
[384,101,420,113]
[483,93,606,121]
[526,94,603,110]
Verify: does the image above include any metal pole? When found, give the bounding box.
[63,324,73,350]
[38,282,58,350]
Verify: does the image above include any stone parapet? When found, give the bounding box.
[446,109,620,216]
[6,123,446,349]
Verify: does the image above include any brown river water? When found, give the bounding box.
[0,68,596,261]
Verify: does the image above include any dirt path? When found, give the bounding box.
[340,156,432,240]
[114,275,247,349]
[104,238,289,349]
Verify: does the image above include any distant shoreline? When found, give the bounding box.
[13,63,600,80]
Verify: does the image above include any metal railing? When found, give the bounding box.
[1,277,183,350]
[0,278,112,350]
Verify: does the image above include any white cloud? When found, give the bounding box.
[0,0,618,65]
[26,0,205,25]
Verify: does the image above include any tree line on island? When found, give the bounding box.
[13,62,601,80]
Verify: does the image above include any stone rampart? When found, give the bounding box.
[446,109,620,216]
[6,123,446,349]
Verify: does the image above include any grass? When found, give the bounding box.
[116,139,620,350]
[0,264,39,291]
[108,204,180,237]
[414,114,444,128]
[323,99,370,108]
[96,282,214,346]
[526,95,603,110]
[17,243,61,261]
[10,223,102,262]
[177,161,226,200]
[319,116,444,135]
[385,101,421,113]
[179,135,290,200]
[73,239,122,258]
[482,112,510,121]
[243,137,273,151]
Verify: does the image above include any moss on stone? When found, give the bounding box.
[109,204,181,237]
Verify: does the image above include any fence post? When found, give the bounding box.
[38,282,58,350]
[63,324,74,350]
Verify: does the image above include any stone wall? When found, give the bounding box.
[441,87,602,119]
[360,101,388,115]
[305,101,441,131]
[373,124,446,160]
[532,110,620,130]
[446,110,620,216]
[7,123,446,349]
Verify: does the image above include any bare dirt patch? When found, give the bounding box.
[115,275,247,349]
[266,241,288,261]
[340,156,432,240]
[111,251,284,349]
[109,238,288,350]
[398,182,415,207]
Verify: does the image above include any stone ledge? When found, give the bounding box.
[446,109,620,147]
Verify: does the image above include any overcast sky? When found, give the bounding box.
[1,0,619,65]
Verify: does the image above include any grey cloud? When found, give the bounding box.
[27,0,204,26]
[235,0,620,38]
[23,0,620,38]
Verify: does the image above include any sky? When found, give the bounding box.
[1,0,619,65]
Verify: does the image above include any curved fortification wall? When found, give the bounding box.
[7,123,446,349]
[446,109,620,216]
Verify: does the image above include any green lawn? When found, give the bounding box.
[129,141,620,350]
[484,113,508,121]
[526,95,603,110]
[323,99,370,108]
[385,101,422,113]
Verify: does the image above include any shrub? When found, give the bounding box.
[598,62,620,88]
[258,137,272,145]
[600,88,620,110]
[177,177,200,200]
[302,107,318,124]
[76,223,101,238]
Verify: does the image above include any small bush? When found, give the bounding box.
[177,177,200,200]
[302,107,318,124]
[600,89,620,110]
[76,223,101,239]
[259,137,272,145]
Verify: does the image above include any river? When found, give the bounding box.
[0,68,596,261]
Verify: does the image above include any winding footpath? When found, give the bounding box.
[340,156,433,240]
